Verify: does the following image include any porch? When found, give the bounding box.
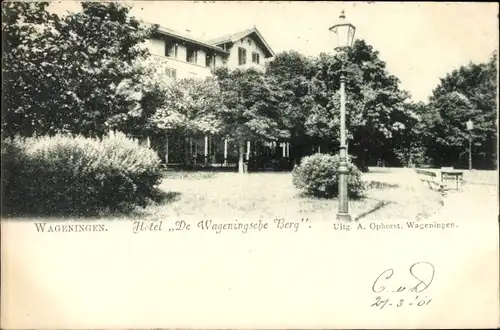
[137,134,293,171]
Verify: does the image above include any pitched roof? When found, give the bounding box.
[152,24,230,55]
[207,27,275,58]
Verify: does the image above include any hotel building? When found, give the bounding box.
[140,24,291,169]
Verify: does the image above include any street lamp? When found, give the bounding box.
[466,119,473,171]
[329,10,356,221]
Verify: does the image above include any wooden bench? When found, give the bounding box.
[440,167,464,190]
[415,169,445,193]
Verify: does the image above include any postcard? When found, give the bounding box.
[1,1,499,329]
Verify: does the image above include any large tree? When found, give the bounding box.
[265,51,316,165]
[152,78,223,136]
[2,1,157,138]
[422,52,497,169]
[149,77,224,163]
[390,101,426,167]
[213,67,288,174]
[307,40,412,170]
[2,1,59,137]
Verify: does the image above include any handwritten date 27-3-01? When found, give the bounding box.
[370,262,435,309]
[371,295,432,309]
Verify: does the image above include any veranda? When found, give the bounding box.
[136,134,293,170]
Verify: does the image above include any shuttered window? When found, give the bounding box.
[238,47,247,65]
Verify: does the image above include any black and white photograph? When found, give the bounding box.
[1,1,498,329]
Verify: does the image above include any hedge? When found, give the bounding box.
[1,132,162,216]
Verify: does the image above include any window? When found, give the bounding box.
[238,47,247,65]
[165,42,178,58]
[186,47,198,64]
[166,68,177,80]
[252,52,260,64]
[206,54,215,67]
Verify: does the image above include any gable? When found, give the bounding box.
[209,27,274,58]
[237,36,266,58]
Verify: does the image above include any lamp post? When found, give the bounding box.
[329,10,356,221]
[466,119,473,171]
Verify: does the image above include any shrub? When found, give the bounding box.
[2,133,162,216]
[292,153,366,198]
[1,137,28,211]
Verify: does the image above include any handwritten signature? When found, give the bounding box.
[370,262,435,309]
[372,262,435,293]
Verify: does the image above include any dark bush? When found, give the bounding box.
[1,137,28,211]
[1,133,162,216]
[351,155,369,172]
[292,153,366,198]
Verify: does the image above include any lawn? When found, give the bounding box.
[9,167,495,223]
[135,167,449,223]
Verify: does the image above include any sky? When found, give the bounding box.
[49,1,498,102]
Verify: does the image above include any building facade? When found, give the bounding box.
[140,24,292,170]
[145,25,274,80]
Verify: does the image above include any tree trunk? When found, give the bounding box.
[184,137,190,167]
[291,136,304,168]
[223,138,228,166]
[165,136,169,164]
[238,139,245,174]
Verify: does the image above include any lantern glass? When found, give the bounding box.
[329,11,356,50]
